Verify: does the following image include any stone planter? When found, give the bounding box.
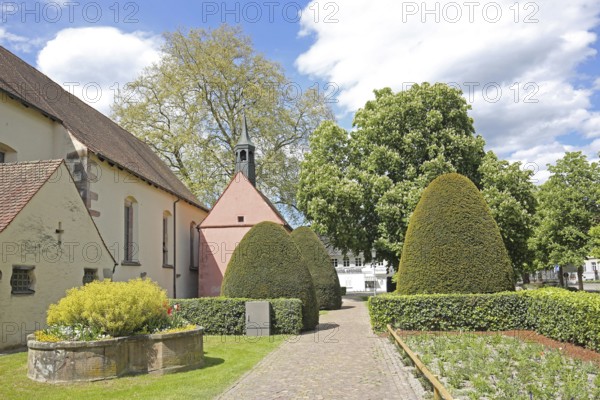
[27,327,204,383]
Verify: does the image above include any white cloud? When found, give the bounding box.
[296,0,600,182]
[37,27,162,115]
[0,28,41,53]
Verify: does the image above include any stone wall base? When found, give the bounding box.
[27,327,204,383]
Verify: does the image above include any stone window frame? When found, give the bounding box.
[123,197,140,265]
[162,210,173,268]
[11,265,35,295]
[355,257,362,267]
[343,257,350,267]
[82,268,98,285]
[189,221,199,270]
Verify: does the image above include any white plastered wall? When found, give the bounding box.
[0,163,115,349]
[88,155,207,298]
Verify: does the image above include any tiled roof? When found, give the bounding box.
[0,160,63,232]
[0,46,208,212]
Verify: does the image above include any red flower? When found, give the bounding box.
[167,307,173,316]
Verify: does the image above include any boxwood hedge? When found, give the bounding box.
[369,287,600,351]
[396,173,514,294]
[291,226,342,310]
[221,221,319,330]
[170,297,303,335]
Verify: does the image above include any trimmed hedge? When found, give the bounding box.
[396,173,514,294]
[221,221,319,330]
[291,227,342,310]
[369,287,600,351]
[525,289,600,351]
[170,297,303,335]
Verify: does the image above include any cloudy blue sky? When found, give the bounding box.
[2,0,599,182]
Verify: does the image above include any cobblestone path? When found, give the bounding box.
[217,297,424,400]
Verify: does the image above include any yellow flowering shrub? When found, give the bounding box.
[34,330,61,342]
[47,279,169,337]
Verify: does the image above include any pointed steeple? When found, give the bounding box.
[234,113,256,186]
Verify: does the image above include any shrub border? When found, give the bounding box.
[369,288,600,352]
[170,297,303,335]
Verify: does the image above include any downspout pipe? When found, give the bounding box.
[173,198,180,298]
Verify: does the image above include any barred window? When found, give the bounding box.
[11,266,34,294]
[83,268,98,285]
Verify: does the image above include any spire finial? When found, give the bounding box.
[234,112,256,186]
[237,112,254,147]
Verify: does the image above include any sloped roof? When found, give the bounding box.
[200,171,291,231]
[0,159,63,232]
[0,46,207,212]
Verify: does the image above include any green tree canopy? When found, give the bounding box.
[530,152,600,269]
[291,226,342,310]
[479,151,537,279]
[396,173,514,294]
[298,83,486,265]
[112,25,333,221]
[221,221,319,330]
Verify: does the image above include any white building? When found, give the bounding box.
[0,46,208,299]
[325,244,394,293]
[582,257,599,281]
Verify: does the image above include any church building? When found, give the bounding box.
[198,117,291,296]
[0,46,208,299]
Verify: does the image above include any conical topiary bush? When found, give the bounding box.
[291,226,342,310]
[396,173,514,294]
[221,221,319,330]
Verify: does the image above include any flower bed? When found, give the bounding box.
[27,327,204,383]
[28,279,204,383]
[399,332,600,399]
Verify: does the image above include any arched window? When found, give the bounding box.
[240,150,247,161]
[123,197,139,263]
[189,222,199,270]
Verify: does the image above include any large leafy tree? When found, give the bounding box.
[298,83,486,266]
[112,25,333,220]
[530,152,600,288]
[479,151,537,282]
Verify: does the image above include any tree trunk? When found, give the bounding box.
[558,266,564,287]
[578,266,584,291]
[521,272,530,284]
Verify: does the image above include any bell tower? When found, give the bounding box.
[234,114,256,186]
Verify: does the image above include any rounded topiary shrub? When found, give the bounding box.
[46,279,169,337]
[396,173,514,295]
[291,226,342,310]
[221,221,319,330]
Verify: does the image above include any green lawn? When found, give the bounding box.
[0,335,284,400]
[401,333,600,400]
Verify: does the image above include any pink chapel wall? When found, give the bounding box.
[198,172,287,296]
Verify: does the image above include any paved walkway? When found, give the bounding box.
[218,298,425,400]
